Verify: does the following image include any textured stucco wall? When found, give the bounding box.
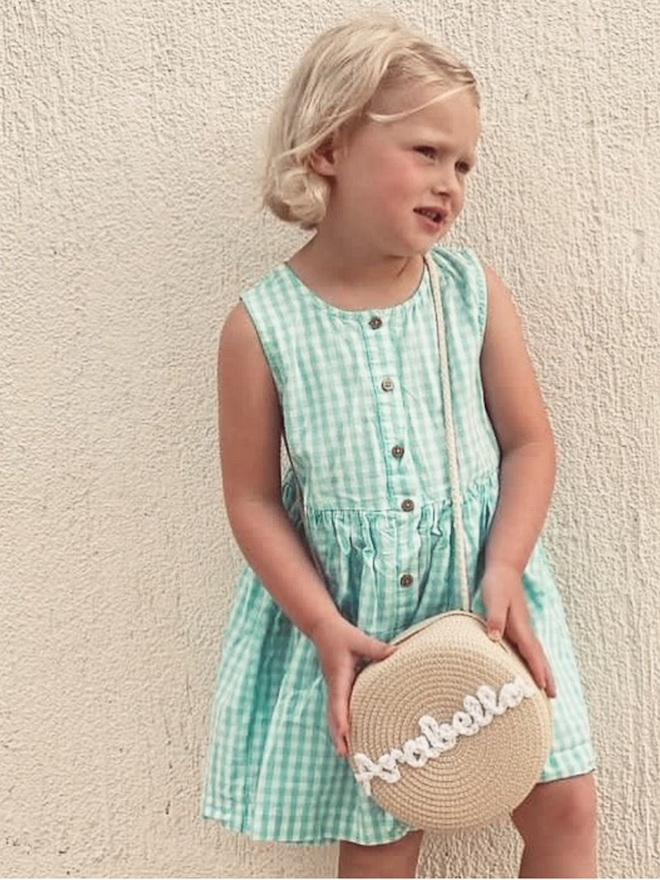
[2,0,659,877]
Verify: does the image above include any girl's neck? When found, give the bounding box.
[287,232,425,312]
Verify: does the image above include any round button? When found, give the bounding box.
[401,498,415,512]
[381,378,395,392]
[368,316,383,330]
[399,574,414,588]
[391,445,405,458]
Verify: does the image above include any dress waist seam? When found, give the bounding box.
[294,468,499,517]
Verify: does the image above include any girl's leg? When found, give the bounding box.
[512,773,598,878]
[337,830,424,879]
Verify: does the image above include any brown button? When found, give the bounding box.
[401,498,415,512]
[381,378,395,392]
[369,316,383,329]
[391,445,405,459]
[399,574,414,588]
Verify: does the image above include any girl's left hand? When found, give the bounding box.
[480,563,557,698]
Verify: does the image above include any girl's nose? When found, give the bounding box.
[431,170,458,196]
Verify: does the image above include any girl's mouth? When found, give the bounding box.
[415,208,446,224]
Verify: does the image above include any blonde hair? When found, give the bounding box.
[262,15,479,230]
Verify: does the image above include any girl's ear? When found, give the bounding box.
[308,135,342,177]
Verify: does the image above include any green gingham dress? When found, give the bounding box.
[202,246,595,844]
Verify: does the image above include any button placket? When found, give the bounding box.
[393,517,422,621]
[361,315,420,599]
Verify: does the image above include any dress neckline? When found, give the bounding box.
[280,260,430,318]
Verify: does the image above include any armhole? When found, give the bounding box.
[239,292,285,398]
[430,245,489,342]
[468,250,489,342]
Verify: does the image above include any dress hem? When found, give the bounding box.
[201,811,414,846]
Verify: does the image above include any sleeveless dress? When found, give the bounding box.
[202,246,595,845]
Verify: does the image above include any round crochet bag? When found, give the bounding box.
[347,256,553,832]
[349,612,552,830]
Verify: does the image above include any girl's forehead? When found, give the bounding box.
[368,82,480,137]
[372,80,453,111]
[369,81,479,125]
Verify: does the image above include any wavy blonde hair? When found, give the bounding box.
[262,15,478,230]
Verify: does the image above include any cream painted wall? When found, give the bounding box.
[2,0,659,877]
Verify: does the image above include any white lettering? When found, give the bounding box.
[353,675,537,796]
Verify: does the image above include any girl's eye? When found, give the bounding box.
[415,146,436,159]
[456,160,472,175]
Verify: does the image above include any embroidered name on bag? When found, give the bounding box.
[352,676,537,795]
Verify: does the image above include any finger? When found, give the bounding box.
[505,608,556,695]
[327,704,348,757]
[327,666,354,757]
[327,710,349,758]
[544,659,557,698]
[512,633,550,693]
[356,633,396,663]
[484,593,509,641]
[327,704,345,758]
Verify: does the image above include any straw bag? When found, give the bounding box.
[347,255,553,832]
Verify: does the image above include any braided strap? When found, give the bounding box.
[426,254,471,611]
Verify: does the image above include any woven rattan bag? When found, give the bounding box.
[347,256,553,832]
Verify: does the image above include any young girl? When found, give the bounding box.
[203,15,597,878]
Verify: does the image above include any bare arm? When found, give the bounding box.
[219,303,393,752]
[480,266,557,575]
[219,303,339,638]
[479,266,557,695]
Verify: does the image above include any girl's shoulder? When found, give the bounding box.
[429,244,487,290]
[229,263,308,394]
[429,245,489,336]
[238,261,292,306]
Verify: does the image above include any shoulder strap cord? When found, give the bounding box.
[426,254,470,612]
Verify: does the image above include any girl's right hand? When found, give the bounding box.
[309,616,395,758]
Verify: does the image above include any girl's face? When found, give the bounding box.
[318,83,480,258]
